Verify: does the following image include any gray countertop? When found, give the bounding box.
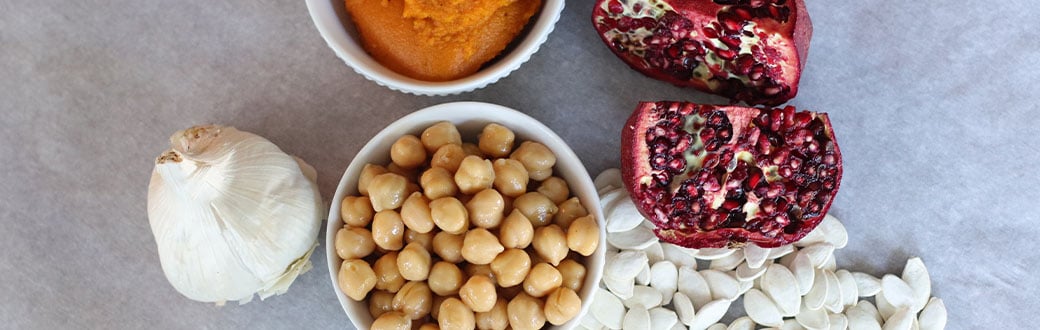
[2,0,1037,329]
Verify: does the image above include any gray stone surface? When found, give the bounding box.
[2,0,1037,328]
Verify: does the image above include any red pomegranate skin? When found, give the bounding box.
[621,101,841,248]
[592,0,812,106]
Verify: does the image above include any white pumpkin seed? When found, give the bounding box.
[599,188,626,211]
[795,302,830,330]
[851,272,881,297]
[606,199,645,233]
[672,292,696,326]
[701,269,740,301]
[874,290,896,321]
[743,244,772,269]
[624,305,651,330]
[917,297,946,330]
[592,287,626,329]
[801,243,835,268]
[761,264,801,317]
[650,261,679,304]
[625,285,664,309]
[856,300,883,324]
[710,249,746,271]
[641,241,666,265]
[607,225,657,250]
[606,250,648,282]
[594,168,622,192]
[792,252,815,296]
[688,300,731,330]
[736,260,770,281]
[706,324,729,330]
[678,266,713,309]
[671,321,687,330]
[744,288,784,327]
[781,318,807,330]
[823,270,844,313]
[804,268,829,310]
[846,301,882,330]
[821,253,837,272]
[820,214,849,248]
[661,243,700,267]
[696,248,736,260]
[727,316,755,330]
[835,270,859,307]
[880,274,914,309]
[828,313,848,330]
[881,307,913,330]
[603,271,635,299]
[779,249,799,268]
[900,257,930,313]
[580,311,606,330]
[636,263,652,286]
[649,307,679,330]
[768,244,796,260]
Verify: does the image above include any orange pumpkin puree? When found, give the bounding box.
[345,0,542,81]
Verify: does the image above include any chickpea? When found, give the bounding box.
[420,167,458,200]
[514,192,558,227]
[405,228,435,251]
[358,164,389,196]
[373,252,406,292]
[371,311,412,330]
[430,295,448,320]
[369,173,409,212]
[462,228,505,265]
[431,144,466,173]
[421,121,462,154]
[438,297,476,330]
[556,259,587,292]
[336,227,375,260]
[397,242,432,281]
[498,210,533,249]
[392,281,433,320]
[459,275,498,313]
[489,248,531,287]
[427,261,465,296]
[507,293,546,330]
[387,162,418,183]
[461,142,485,158]
[553,197,588,229]
[340,196,374,227]
[477,123,515,158]
[430,197,469,234]
[369,290,395,318]
[527,168,553,182]
[432,231,465,263]
[543,287,582,325]
[510,141,556,174]
[454,155,495,195]
[372,210,406,251]
[523,262,562,298]
[338,259,377,301]
[418,324,440,330]
[491,159,528,198]
[391,134,427,169]
[464,264,496,285]
[533,224,569,266]
[475,298,509,330]
[401,192,435,233]
[466,189,505,229]
[566,215,600,257]
[536,176,570,204]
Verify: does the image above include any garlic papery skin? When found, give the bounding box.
[147,125,322,305]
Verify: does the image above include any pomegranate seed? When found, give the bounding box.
[608,0,624,14]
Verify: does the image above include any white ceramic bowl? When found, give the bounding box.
[327,102,606,329]
[305,0,565,96]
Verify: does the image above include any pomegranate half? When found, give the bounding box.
[621,101,841,248]
[592,0,812,106]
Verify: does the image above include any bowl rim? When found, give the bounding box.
[326,101,606,329]
[304,0,566,96]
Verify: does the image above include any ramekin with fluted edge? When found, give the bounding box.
[305,0,565,96]
[327,102,606,329]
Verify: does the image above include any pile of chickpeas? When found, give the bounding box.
[336,121,601,330]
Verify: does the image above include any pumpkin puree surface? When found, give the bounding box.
[345,0,541,81]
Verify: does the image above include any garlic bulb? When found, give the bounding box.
[147,125,322,305]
